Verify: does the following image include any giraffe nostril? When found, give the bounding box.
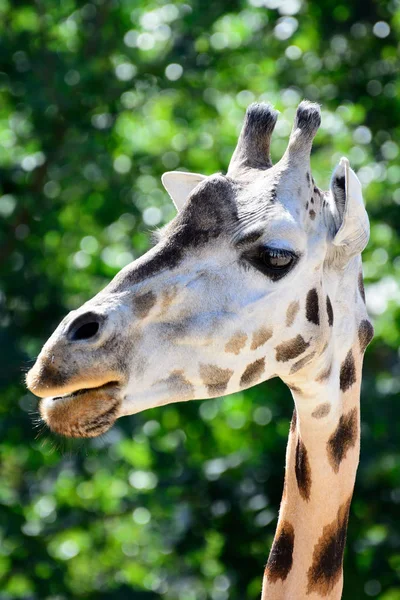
[68,312,104,342]
[72,321,99,340]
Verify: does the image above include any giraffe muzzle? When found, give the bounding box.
[26,337,128,437]
[38,381,123,438]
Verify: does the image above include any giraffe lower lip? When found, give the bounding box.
[39,382,122,438]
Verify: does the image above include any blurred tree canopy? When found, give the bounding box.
[0,0,399,599]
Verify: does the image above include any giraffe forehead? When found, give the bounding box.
[233,177,326,247]
[233,207,307,254]
[109,163,325,297]
[178,172,298,243]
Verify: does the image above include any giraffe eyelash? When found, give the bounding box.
[242,246,299,281]
[258,247,295,260]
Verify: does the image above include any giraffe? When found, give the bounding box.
[26,101,373,599]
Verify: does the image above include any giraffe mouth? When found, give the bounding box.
[39,381,123,438]
[51,380,119,401]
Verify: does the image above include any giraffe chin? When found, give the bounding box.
[39,382,121,438]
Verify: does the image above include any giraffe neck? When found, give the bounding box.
[262,314,372,599]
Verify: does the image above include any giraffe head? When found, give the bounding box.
[26,101,370,437]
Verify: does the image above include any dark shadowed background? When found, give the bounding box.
[0,1,399,599]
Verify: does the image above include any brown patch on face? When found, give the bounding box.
[225,331,247,355]
[275,335,310,362]
[240,358,265,388]
[312,402,331,419]
[200,364,233,397]
[316,363,332,382]
[307,497,352,596]
[306,288,319,325]
[358,319,374,353]
[39,382,121,438]
[326,295,334,326]
[265,521,295,583]
[286,300,300,327]
[159,286,178,316]
[358,271,366,303]
[161,319,191,342]
[289,351,316,375]
[339,350,356,392]
[327,407,358,473]
[134,290,157,319]
[250,326,272,350]
[295,437,312,500]
[309,209,316,220]
[160,369,194,400]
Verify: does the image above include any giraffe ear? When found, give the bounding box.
[329,157,370,259]
[161,171,207,212]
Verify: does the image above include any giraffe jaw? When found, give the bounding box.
[39,381,123,438]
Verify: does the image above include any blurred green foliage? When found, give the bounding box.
[0,0,399,598]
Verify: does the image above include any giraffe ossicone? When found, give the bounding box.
[26,100,373,599]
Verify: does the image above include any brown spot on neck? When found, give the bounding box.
[265,521,295,583]
[250,326,272,350]
[295,437,312,501]
[316,363,332,383]
[199,364,233,397]
[309,209,316,220]
[358,271,366,303]
[339,350,356,392]
[358,319,374,354]
[289,351,316,375]
[307,497,352,595]
[287,383,302,394]
[275,335,310,362]
[326,295,334,327]
[225,331,247,355]
[312,402,331,419]
[240,358,265,388]
[286,300,300,327]
[327,407,358,473]
[134,290,157,319]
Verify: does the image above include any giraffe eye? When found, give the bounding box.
[259,248,294,270]
[242,246,298,281]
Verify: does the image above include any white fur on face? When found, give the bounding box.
[95,212,327,416]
